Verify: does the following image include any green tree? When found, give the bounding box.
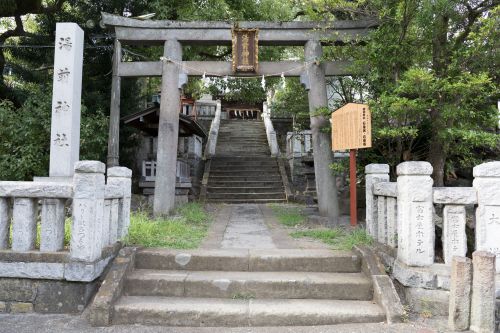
[296,0,500,185]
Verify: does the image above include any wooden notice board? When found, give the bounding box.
[331,103,372,151]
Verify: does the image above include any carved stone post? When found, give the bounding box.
[365,164,389,238]
[40,199,66,251]
[304,40,339,219]
[448,256,472,331]
[70,161,105,262]
[153,40,183,216]
[107,167,132,239]
[470,251,496,333]
[12,198,37,251]
[473,161,500,272]
[396,162,434,266]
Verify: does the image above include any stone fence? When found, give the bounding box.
[0,161,131,282]
[365,162,500,272]
[286,130,313,159]
[366,161,500,288]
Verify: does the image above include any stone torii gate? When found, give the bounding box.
[101,13,375,217]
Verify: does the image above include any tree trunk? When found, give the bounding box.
[427,13,450,187]
[428,134,446,186]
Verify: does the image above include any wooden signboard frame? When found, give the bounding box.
[331,103,372,226]
[232,28,259,73]
[331,103,371,151]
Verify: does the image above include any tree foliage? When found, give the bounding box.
[293,0,500,185]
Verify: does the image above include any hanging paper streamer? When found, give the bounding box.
[224,76,230,93]
[261,75,266,90]
[202,72,210,88]
[281,72,286,90]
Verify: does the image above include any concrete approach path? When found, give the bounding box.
[200,203,330,250]
[0,204,454,332]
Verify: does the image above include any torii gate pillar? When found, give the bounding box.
[153,40,183,216]
[304,40,340,220]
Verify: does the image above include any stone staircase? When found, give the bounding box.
[110,248,386,326]
[206,120,286,203]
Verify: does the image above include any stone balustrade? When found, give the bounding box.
[262,102,279,157]
[0,161,132,282]
[204,100,222,159]
[366,161,500,273]
[286,130,313,159]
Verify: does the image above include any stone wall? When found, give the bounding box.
[0,278,97,313]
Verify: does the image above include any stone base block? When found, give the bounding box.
[404,287,450,316]
[393,259,451,290]
[0,277,97,313]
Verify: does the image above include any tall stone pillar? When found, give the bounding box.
[304,40,339,219]
[49,23,84,177]
[153,40,182,216]
[107,39,122,167]
[396,161,434,266]
[473,161,500,272]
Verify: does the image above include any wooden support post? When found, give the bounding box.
[350,149,357,226]
[107,39,122,167]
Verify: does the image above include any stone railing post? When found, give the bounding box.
[40,198,66,252]
[448,256,472,331]
[433,187,477,265]
[473,161,500,272]
[12,198,38,251]
[0,198,9,249]
[470,251,496,333]
[70,161,105,262]
[107,167,132,239]
[396,162,434,266]
[365,164,389,238]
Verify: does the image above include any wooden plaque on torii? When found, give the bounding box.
[232,28,259,73]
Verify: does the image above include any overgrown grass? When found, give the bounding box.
[123,202,211,249]
[291,227,373,250]
[268,203,305,227]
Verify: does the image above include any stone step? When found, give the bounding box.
[211,160,277,165]
[210,166,278,171]
[216,140,268,144]
[207,186,284,194]
[217,141,266,144]
[135,249,361,273]
[210,164,279,174]
[206,198,288,204]
[206,192,286,200]
[215,154,272,158]
[113,296,385,326]
[210,170,279,175]
[208,176,282,181]
[212,156,278,161]
[216,150,270,154]
[207,181,284,187]
[125,270,373,300]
